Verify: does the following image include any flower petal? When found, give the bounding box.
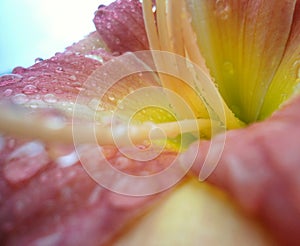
[113,178,274,245]
[260,0,300,119]
[0,51,102,113]
[94,0,149,54]
[186,95,300,245]
[187,0,297,122]
[0,138,159,245]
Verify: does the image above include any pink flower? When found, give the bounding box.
[0,0,300,245]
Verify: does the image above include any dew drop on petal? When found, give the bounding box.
[0,74,23,83]
[223,61,235,77]
[44,113,66,130]
[152,5,157,13]
[215,0,231,20]
[106,22,112,29]
[22,84,38,95]
[69,75,77,81]
[31,104,40,109]
[54,89,63,94]
[56,151,78,168]
[85,54,104,64]
[55,66,64,73]
[98,4,106,9]
[41,87,49,93]
[34,57,44,63]
[43,94,57,103]
[3,89,13,97]
[12,67,28,74]
[108,94,116,102]
[11,93,29,104]
[115,38,121,45]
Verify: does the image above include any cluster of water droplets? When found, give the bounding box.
[214,0,231,20]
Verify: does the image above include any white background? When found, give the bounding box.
[0,0,114,74]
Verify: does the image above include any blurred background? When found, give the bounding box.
[0,0,114,74]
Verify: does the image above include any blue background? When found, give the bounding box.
[0,0,114,74]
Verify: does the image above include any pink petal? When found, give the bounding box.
[0,11,166,244]
[185,94,300,245]
[0,142,158,245]
[94,0,149,54]
[188,0,297,122]
[260,0,300,118]
[0,52,102,106]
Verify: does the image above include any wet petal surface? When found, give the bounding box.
[186,95,300,245]
[94,0,149,54]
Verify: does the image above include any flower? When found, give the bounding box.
[0,0,300,245]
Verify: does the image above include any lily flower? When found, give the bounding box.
[0,0,300,245]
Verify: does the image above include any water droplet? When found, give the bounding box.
[22,84,38,95]
[3,89,13,97]
[29,103,39,109]
[34,57,44,63]
[44,113,66,130]
[54,89,63,94]
[106,23,112,29]
[152,5,157,13]
[56,151,78,168]
[69,75,77,81]
[40,87,49,93]
[11,93,29,104]
[55,67,64,73]
[108,94,116,101]
[98,4,106,9]
[85,54,104,64]
[0,74,23,83]
[115,38,121,45]
[43,94,57,103]
[230,104,241,116]
[223,61,234,77]
[12,66,27,74]
[215,0,231,20]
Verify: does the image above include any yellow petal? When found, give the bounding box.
[114,177,275,245]
[187,0,297,123]
[143,1,244,130]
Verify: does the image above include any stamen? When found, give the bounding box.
[142,0,161,50]
[142,0,244,129]
[0,104,212,146]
